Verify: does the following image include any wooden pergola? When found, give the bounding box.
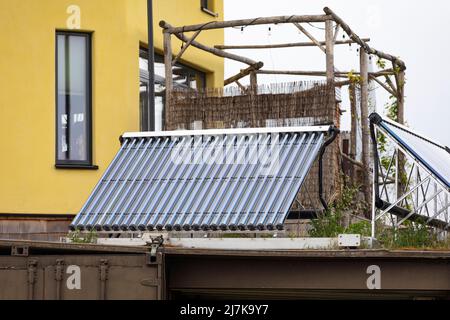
[159,7,407,205]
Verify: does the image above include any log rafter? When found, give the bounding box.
[214,38,370,50]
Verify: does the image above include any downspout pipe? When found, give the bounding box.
[369,113,382,202]
[319,126,340,211]
[147,0,156,131]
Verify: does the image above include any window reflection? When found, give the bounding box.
[139,49,206,131]
[56,32,91,165]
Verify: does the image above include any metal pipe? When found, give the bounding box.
[147,0,155,131]
[318,126,339,211]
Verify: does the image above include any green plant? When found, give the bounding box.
[376,58,386,69]
[345,220,371,237]
[68,228,98,244]
[309,209,345,238]
[347,70,361,83]
[376,220,438,249]
[309,184,364,238]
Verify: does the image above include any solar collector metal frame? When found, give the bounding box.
[71,126,333,233]
[370,113,450,238]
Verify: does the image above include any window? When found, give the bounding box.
[56,31,95,168]
[200,0,218,17]
[139,49,206,131]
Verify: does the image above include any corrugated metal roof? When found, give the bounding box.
[378,117,450,190]
[71,126,330,232]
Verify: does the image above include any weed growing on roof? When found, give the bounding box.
[68,228,98,244]
[309,184,370,237]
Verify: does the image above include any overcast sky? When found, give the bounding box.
[223,0,450,146]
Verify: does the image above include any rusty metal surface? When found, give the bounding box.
[0,239,150,254]
[165,248,450,299]
[164,247,450,259]
[1,240,450,299]
[0,254,160,300]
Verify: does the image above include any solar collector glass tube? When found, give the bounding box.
[224,133,285,230]
[164,135,226,230]
[94,138,147,230]
[83,138,138,230]
[248,133,314,230]
[214,134,273,230]
[154,136,213,230]
[192,135,250,230]
[71,140,130,229]
[267,133,322,230]
[139,137,196,230]
[181,135,245,231]
[232,133,295,230]
[101,138,153,230]
[111,138,165,230]
[124,138,178,231]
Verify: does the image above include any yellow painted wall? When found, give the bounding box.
[0,0,224,215]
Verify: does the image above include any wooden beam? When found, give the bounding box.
[224,62,264,86]
[325,19,334,82]
[384,75,398,95]
[159,15,332,34]
[294,23,326,53]
[334,79,352,87]
[323,7,406,70]
[370,75,397,96]
[333,24,341,44]
[172,30,202,66]
[255,69,394,77]
[257,70,328,76]
[370,69,395,77]
[214,38,370,50]
[172,30,258,66]
[342,152,364,169]
[235,80,248,93]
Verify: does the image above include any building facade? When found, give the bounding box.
[0,0,224,239]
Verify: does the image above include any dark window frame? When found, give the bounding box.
[55,31,96,170]
[200,0,218,17]
[139,48,207,131]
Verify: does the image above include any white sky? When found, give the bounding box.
[224,0,450,146]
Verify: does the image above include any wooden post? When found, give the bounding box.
[249,71,258,95]
[360,48,371,211]
[396,70,405,125]
[349,83,357,183]
[349,83,357,159]
[325,19,334,83]
[249,71,258,126]
[163,31,173,130]
[396,69,406,196]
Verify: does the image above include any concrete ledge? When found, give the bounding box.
[166,237,340,250]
